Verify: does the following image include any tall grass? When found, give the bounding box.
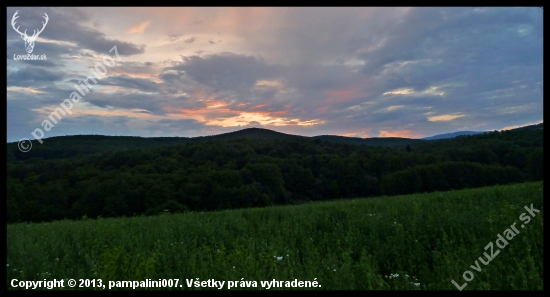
[7,181,543,290]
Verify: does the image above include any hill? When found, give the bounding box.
[200,127,304,141]
[7,127,424,161]
[508,122,543,132]
[8,122,542,161]
[312,135,424,146]
[7,127,542,223]
[422,131,484,140]
[421,122,543,140]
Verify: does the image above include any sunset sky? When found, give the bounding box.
[7,7,543,143]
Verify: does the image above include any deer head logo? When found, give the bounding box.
[11,10,49,54]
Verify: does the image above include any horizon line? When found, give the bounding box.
[6,121,543,144]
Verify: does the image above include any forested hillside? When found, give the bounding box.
[7,128,426,162]
[7,129,543,223]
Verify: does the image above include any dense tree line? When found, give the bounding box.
[6,129,543,223]
[6,128,425,163]
[379,161,525,196]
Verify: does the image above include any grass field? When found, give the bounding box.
[7,181,543,290]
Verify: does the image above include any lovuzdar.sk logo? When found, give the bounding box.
[11,10,49,54]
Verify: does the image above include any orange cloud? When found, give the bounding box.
[251,104,268,109]
[36,85,322,131]
[270,110,288,115]
[256,80,283,88]
[379,130,418,138]
[109,69,163,83]
[164,102,322,128]
[428,113,465,122]
[98,86,121,93]
[325,87,359,103]
[383,88,414,96]
[126,21,151,34]
[339,130,370,138]
[7,86,45,94]
[205,100,230,109]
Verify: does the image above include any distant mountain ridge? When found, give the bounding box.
[6,127,424,151]
[7,123,542,161]
[422,131,484,140]
[422,122,543,140]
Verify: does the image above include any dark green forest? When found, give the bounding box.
[7,127,543,224]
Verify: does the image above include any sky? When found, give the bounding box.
[6,7,543,143]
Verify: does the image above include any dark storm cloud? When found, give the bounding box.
[7,66,63,87]
[359,7,541,82]
[7,98,44,141]
[85,93,166,114]
[98,75,161,93]
[168,53,282,92]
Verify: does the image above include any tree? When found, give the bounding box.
[526,147,543,180]
[241,163,288,204]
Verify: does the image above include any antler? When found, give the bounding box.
[32,12,49,37]
[11,10,27,37]
[11,11,49,38]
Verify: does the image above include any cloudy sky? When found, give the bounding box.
[7,7,543,143]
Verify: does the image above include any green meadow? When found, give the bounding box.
[7,181,543,290]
